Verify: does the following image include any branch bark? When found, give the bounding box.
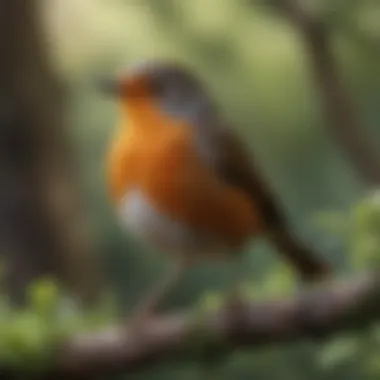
[280,0,380,185]
[20,273,378,379]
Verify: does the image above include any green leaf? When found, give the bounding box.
[350,234,380,270]
[198,291,224,312]
[318,336,359,370]
[27,277,61,318]
[366,353,380,376]
[262,264,296,297]
[2,311,53,371]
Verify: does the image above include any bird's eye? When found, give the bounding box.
[150,79,166,97]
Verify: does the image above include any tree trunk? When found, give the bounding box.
[0,0,100,304]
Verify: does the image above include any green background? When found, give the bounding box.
[42,0,380,378]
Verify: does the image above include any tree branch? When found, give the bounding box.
[21,273,378,379]
[279,0,380,185]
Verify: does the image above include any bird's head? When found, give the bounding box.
[99,61,214,120]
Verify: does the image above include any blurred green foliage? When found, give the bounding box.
[1,194,379,377]
[14,0,379,378]
[0,277,117,373]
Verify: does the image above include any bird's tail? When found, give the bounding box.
[248,174,331,281]
[267,225,331,280]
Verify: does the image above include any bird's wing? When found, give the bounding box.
[193,111,331,279]
[193,114,283,227]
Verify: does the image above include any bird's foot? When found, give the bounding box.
[126,293,163,333]
[126,257,189,332]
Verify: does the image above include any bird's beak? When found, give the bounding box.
[98,77,123,97]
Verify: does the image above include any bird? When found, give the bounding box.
[101,60,331,319]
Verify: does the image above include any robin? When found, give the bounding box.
[101,61,331,318]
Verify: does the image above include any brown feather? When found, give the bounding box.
[194,121,331,279]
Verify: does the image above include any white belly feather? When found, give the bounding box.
[118,189,228,256]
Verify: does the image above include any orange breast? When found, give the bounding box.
[107,99,260,248]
